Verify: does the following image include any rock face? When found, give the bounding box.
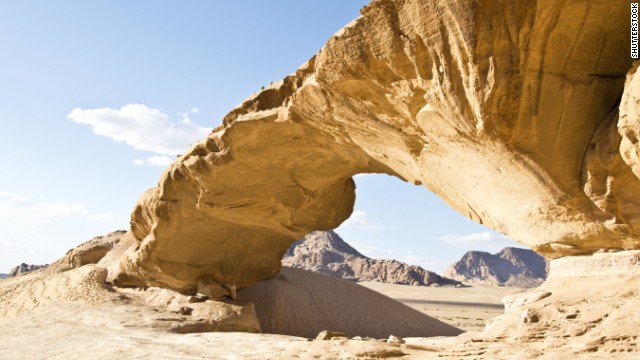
[8,263,48,277]
[50,230,124,272]
[444,247,549,288]
[472,250,640,357]
[113,0,637,293]
[283,230,459,286]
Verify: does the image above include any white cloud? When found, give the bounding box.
[68,104,212,156]
[342,210,396,230]
[145,155,173,167]
[440,231,520,252]
[441,232,493,246]
[132,156,174,167]
[0,191,116,228]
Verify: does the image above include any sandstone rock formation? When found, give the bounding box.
[48,230,124,273]
[112,0,637,293]
[0,262,261,335]
[8,263,48,277]
[238,266,462,339]
[283,230,460,286]
[444,247,548,288]
[471,250,640,357]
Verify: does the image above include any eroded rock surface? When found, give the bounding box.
[48,230,124,273]
[7,263,48,277]
[284,230,459,286]
[114,0,637,293]
[465,251,640,357]
[444,247,548,288]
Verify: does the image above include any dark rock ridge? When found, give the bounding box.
[282,230,460,286]
[444,248,549,288]
[8,263,48,277]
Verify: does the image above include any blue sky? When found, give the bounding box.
[0,1,523,274]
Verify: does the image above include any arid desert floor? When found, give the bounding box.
[359,282,514,332]
[0,264,522,360]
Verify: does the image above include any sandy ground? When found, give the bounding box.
[359,282,514,332]
[237,267,462,338]
[1,265,638,359]
[0,265,459,360]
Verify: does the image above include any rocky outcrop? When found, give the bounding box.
[469,251,640,356]
[112,0,637,293]
[49,230,124,273]
[444,248,548,288]
[283,230,459,286]
[8,263,48,277]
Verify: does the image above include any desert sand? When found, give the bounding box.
[359,281,513,332]
[2,257,639,359]
[0,265,458,359]
[237,266,461,338]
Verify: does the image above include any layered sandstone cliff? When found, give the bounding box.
[112,0,636,294]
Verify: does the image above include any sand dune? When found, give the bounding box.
[238,266,462,339]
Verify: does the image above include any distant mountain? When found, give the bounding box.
[443,247,548,288]
[8,263,49,277]
[283,230,460,287]
[0,273,6,279]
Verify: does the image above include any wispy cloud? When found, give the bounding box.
[440,231,519,252]
[0,191,116,227]
[132,156,174,167]
[68,104,211,156]
[342,210,396,230]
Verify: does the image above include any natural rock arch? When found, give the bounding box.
[113,0,638,293]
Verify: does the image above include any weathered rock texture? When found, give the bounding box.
[283,230,460,286]
[113,0,636,292]
[466,251,640,357]
[444,247,548,288]
[47,230,124,273]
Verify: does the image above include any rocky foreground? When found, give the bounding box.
[444,248,548,288]
[283,230,460,286]
[1,243,639,358]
